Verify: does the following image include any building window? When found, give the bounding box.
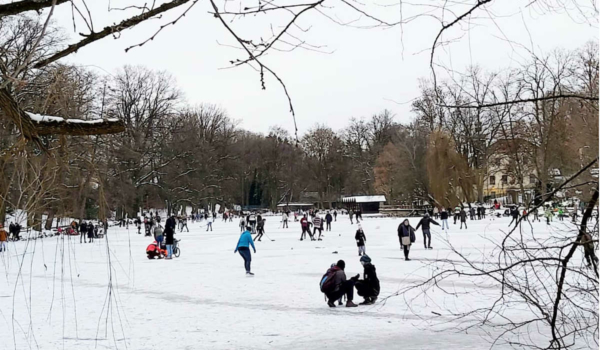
[529,174,536,184]
[489,176,496,185]
[501,175,508,185]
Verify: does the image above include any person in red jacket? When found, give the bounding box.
[300,215,313,241]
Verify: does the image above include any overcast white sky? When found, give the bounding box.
[50,0,597,136]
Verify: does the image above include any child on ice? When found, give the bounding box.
[355,224,367,256]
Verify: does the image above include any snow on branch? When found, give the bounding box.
[26,112,125,136]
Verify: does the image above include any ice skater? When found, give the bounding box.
[180,216,189,232]
[440,208,449,230]
[415,213,439,249]
[313,215,323,240]
[459,208,468,229]
[355,224,367,256]
[206,215,213,231]
[234,227,256,276]
[254,219,266,242]
[325,211,333,231]
[397,219,416,261]
[300,215,313,241]
[282,212,289,228]
[239,217,246,232]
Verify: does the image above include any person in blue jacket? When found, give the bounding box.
[235,226,257,276]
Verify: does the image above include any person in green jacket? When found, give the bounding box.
[558,208,565,221]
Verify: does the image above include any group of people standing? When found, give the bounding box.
[297,211,336,241]
[7,222,22,241]
[70,220,108,243]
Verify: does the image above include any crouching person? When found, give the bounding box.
[320,260,358,308]
[355,255,380,305]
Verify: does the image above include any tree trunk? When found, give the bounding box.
[44,211,54,230]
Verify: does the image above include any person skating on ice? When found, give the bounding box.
[355,224,367,256]
[254,219,266,242]
[234,226,256,276]
[415,213,439,249]
[325,211,333,231]
[313,215,323,240]
[459,208,468,229]
[398,219,416,261]
[282,212,289,228]
[440,208,449,231]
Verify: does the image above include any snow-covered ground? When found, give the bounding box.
[0,215,591,349]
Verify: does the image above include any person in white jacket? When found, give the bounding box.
[282,212,289,228]
[206,215,213,231]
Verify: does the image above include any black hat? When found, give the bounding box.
[337,260,346,270]
[360,255,371,264]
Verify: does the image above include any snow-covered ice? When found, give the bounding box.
[0,215,589,349]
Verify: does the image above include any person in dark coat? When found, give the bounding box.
[415,214,439,249]
[469,206,475,220]
[440,208,449,230]
[325,211,333,231]
[80,221,87,243]
[8,223,15,241]
[355,225,367,256]
[333,210,337,221]
[254,219,266,242]
[397,219,416,261]
[355,255,380,305]
[14,223,21,241]
[509,207,520,227]
[87,222,94,243]
[165,215,177,259]
[459,208,468,229]
[355,209,362,223]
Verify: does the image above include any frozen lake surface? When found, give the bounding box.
[0,214,589,349]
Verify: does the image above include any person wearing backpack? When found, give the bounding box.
[234,227,256,276]
[320,260,358,308]
[355,225,367,256]
[397,219,416,261]
[355,255,380,305]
